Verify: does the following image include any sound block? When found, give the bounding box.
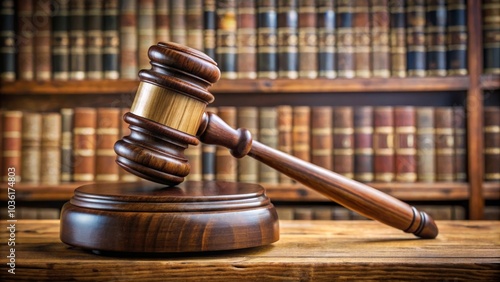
[60,181,279,253]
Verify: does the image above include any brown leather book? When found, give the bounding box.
[21,113,42,183]
[185,145,203,182]
[216,107,238,181]
[435,107,455,182]
[370,0,390,78]
[277,0,299,79]
[333,107,354,179]
[95,108,120,182]
[416,107,435,182]
[237,0,257,79]
[118,108,139,182]
[202,107,217,181]
[237,107,259,183]
[311,106,332,170]
[259,107,279,183]
[317,0,336,78]
[41,113,61,185]
[353,0,371,78]
[187,0,204,51]
[453,107,467,181]
[170,0,187,45]
[216,0,238,79]
[353,106,374,182]
[425,0,447,77]
[155,0,170,43]
[34,0,52,81]
[277,105,293,184]
[85,0,103,80]
[298,0,318,78]
[373,107,394,182]
[119,0,138,79]
[60,108,74,182]
[484,107,500,182]
[394,106,417,182]
[138,0,155,71]
[102,0,119,80]
[389,0,406,77]
[17,0,34,81]
[292,106,310,162]
[2,111,23,182]
[257,0,278,79]
[336,0,355,78]
[73,108,97,182]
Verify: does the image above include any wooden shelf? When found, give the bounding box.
[480,74,500,90]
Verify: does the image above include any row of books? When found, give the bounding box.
[2,0,497,82]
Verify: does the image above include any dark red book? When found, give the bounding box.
[311,107,332,170]
[435,107,455,181]
[237,0,257,79]
[186,0,204,51]
[370,0,390,78]
[333,107,354,179]
[298,0,318,78]
[2,111,22,182]
[292,106,310,162]
[373,107,394,182]
[353,0,371,78]
[95,108,120,182]
[155,0,170,43]
[73,108,97,182]
[394,106,417,182]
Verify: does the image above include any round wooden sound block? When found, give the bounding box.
[60,181,279,253]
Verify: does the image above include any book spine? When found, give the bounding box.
[85,0,102,80]
[426,0,447,77]
[259,107,280,183]
[332,106,354,179]
[186,0,204,50]
[119,0,137,79]
[73,108,96,182]
[155,0,170,43]
[353,106,374,182]
[216,107,238,181]
[277,0,299,79]
[336,0,355,78]
[298,0,318,78]
[416,107,435,182]
[102,0,119,79]
[237,0,257,79]
[394,106,417,182]
[446,0,467,76]
[311,106,332,170]
[484,107,500,181]
[237,107,259,183]
[217,0,238,79]
[406,0,427,77]
[138,0,155,71]
[203,0,216,59]
[257,0,278,79]
[389,0,406,77]
[21,113,42,183]
[170,0,187,45]
[316,0,336,78]
[353,0,371,78]
[17,0,34,81]
[435,107,455,181]
[184,144,202,181]
[202,107,218,181]
[60,108,73,182]
[373,107,394,182]
[292,106,310,162]
[277,105,293,183]
[95,108,120,182]
[118,108,139,182]
[51,0,70,81]
[453,107,467,181]
[34,0,52,81]
[370,0,390,78]
[1,0,15,81]
[69,0,86,80]
[2,111,22,182]
[482,0,500,74]
[40,113,61,185]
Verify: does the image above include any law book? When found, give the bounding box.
[17,0,34,81]
[73,108,96,182]
[259,107,280,183]
[373,107,394,182]
[277,105,293,184]
[257,0,278,79]
[333,107,354,179]
[370,0,390,78]
[389,0,406,77]
[40,113,61,185]
[425,0,447,77]
[51,0,70,81]
[186,0,204,51]
[21,113,42,184]
[353,106,374,182]
[277,0,299,79]
[85,0,103,79]
[336,0,355,78]
[453,107,467,181]
[202,107,217,181]
[416,107,435,182]
[237,0,257,79]
[237,107,259,183]
[118,108,139,182]
[95,108,120,182]
[155,0,170,43]
[406,0,427,77]
[353,0,371,78]
[34,0,51,81]
[203,0,217,59]
[292,106,310,162]
[69,0,86,80]
[293,207,313,220]
[298,0,318,78]
[216,0,238,79]
[482,0,500,74]
[310,106,332,170]
[317,0,336,79]
[102,0,119,80]
[60,108,74,182]
[170,0,187,45]
[434,107,455,181]
[2,111,22,182]
[394,106,417,182]
[216,107,238,182]
[138,0,155,71]
[484,107,500,181]
[184,144,202,182]
[446,0,468,76]
[119,0,137,79]
[0,0,15,81]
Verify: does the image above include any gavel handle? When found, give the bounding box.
[198,111,438,239]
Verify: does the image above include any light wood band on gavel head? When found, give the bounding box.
[114,42,221,185]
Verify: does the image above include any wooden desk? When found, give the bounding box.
[1,220,499,281]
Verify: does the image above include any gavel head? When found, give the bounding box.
[114,42,221,185]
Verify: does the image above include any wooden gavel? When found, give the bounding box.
[114,42,438,239]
